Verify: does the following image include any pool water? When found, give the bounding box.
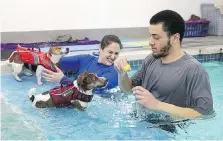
[1,61,223,140]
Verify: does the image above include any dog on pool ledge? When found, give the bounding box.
[28,71,108,110]
[6,45,69,85]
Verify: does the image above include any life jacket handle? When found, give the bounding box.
[60,79,74,87]
[30,47,41,52]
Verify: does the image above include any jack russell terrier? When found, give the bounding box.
[28,71,108,110]
[7,45,69,85]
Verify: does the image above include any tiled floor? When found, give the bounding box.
[182,36,223,48]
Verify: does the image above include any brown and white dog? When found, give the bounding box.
[28,71,108,110]
[6,46,69,85]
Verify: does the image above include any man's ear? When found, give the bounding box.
[170,33,180,44]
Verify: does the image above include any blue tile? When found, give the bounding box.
[133,61,136,66]
[139,60,143,65]
[220,54,223,62]
[214,58,219,61]
[136,60,139,65]
[128,61,133,66]
[192,53,223,62]
[128,54,223,70]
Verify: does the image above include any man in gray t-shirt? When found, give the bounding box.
[114,10,213,118]
[131,53,213,115]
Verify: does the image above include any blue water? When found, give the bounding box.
[1,61,223,140]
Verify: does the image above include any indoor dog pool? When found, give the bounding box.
[1,61,223,140]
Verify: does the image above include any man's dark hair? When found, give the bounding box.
[150,10,185,43]
[100,35,123,50]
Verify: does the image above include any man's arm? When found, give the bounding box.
[187,67,213,116]
[118,72,133,94]
[115,56,148,94]
[157,102,201,118]
[133,86,201,118]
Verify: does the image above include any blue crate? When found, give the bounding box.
[184,20,210,37]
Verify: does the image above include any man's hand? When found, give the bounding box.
[114,56,129,74]
[42,66,64,83]
[133,86,202,118]
[132,86,160,110]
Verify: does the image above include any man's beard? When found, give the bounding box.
[152,40,171,59]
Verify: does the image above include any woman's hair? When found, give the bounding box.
[100,35,123,50]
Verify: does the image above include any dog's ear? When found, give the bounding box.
[8,51,18,63]
[77,75,88,92]
[55,62,60,67]
[83,71,89,75]
[48,47,53,56]
[17,44,22,48]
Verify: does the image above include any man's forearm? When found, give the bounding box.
[157,101,202,118]
[118,72,132,94]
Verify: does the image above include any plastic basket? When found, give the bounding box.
[184,20,210,37]
[201,3,223,36]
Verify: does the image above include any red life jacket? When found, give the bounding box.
[16,45,57,72]
[49,84,93,107]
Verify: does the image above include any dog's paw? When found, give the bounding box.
[13,74,22,82]
[24,72,33,76]
[15,78,22,82]
[71,100,86,110]
[28,88,36,97]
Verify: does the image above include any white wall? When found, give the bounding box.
[1,0,213,32]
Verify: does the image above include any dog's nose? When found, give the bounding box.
[104,78,108,83]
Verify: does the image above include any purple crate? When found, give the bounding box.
[184,20,210,37]
[0,37,100,51]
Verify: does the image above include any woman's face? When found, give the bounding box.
[98,42,121,66]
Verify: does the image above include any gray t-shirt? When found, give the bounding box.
[131,53,213,115]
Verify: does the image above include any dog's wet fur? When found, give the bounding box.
[28,71,107,110]
[6,46,69,85]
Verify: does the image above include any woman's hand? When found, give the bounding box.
[42,66,64,83]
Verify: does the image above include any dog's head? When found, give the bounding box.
[48,46,69,63]
[77,71,108,92]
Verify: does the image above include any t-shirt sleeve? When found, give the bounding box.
[131,55,153,87]
[188,68,213,115]
[59,54,90,73]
